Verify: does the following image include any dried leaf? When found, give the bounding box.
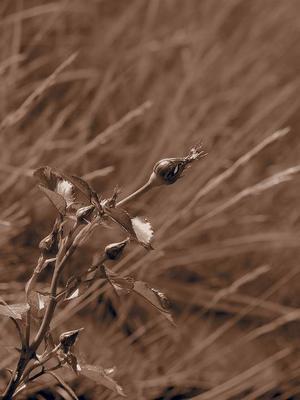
[38,185,67,215]
[34,166,60,190]
[67,175,93,202]
[0,303,29,320]
[66,352,81,375]
[80,364,126,397]
[133,281,174,324]
[105,207,152,248]
[100,265,134,295]
[67,175,102,208]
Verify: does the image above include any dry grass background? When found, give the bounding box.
[0,0,300,399]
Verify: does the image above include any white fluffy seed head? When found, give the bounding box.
[131,217,153,245]
[56,180,74,206]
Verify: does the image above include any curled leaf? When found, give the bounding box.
[80,364,126,397]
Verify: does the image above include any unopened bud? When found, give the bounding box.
[39,231,58,254]
[59,328,83,354]
[149,145,206,186]
[150,158,187,186]
[105,239,129,260]
[76,205,95,223]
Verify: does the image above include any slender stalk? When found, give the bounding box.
[116,181,152,207]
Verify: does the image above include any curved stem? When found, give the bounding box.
[116,181,152,207]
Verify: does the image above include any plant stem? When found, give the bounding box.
[116,181,152,207]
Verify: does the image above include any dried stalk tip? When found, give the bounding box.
[149,144,206,186]
[59,328,83,354]
[105,238,129,260]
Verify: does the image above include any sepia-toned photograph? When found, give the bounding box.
[0,1,299,399]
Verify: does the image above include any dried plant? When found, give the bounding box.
[0,146,205,399]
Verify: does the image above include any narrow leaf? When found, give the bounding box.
[80,364,126,397]
[133,281,174,324]
[100,265,134,295]
[38,185,67,215]
[47,371,79,400]
[0,303,29,320]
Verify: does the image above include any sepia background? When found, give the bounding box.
[0,0,300,399]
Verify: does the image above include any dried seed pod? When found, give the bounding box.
[150,158,187,185]
[149,145,206,186]
[39,232,57,254]
[104,239,129,260]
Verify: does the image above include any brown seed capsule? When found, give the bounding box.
[149,145,206,186]
[39,231,58,254]
[150,158,187,186]
[105,239,129,260]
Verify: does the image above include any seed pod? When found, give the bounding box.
[104,239,129,260]
[150,158,187,186]
[149,145,206,186]
[39,231,58,255]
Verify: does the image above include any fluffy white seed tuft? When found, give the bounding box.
[131,217,153,245]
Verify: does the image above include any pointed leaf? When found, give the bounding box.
[38,185,67,215]
[47,371,79,400]
[100,265,134,295]
[34,166,60,190]
[80,364,126,397]
[67,175,93,202]
[0,303,29,320]
[133,281,174,324]
[105,207,152,248]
